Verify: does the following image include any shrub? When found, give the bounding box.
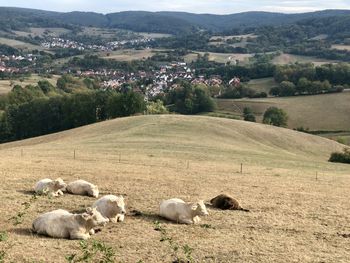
[243,107,256,122]
[263,107,288,127]
[329,148,350,164]
[146,100,169,115]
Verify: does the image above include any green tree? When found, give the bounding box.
[263,107,288,127]
[146,100,169,115]
[243,107,256,122]
[279,81,296,96]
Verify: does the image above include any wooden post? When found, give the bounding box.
[316,172,318,181]
[187,160,189,169]
[74,150,76,160]
[240,163,243,174]
[119,153,121,163]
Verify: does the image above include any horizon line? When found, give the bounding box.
[1,5,349,16]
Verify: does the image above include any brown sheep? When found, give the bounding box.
[210,194,250,212]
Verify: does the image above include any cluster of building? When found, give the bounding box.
[41,37,154,51]
[76,62,232,99]
[0,54,36,73]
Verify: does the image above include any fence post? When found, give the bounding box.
[316,172,318,181]
[187,160,189,169]
[240,163,243,174]
[119,153,121,163]
[74,149,76,160]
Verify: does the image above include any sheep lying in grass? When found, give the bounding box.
[210,194,250,212]
[160,198,209,224]
[34,178,66,197]
[32,207,109,240]
[93,195,126,223]
[66,180,99,198]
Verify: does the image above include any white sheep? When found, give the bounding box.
[32,207,109,240]
[93,195,126,223]
[159,198,209,224]
[66,180,99,198]
[34,178,66,197]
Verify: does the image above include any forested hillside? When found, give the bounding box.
[1,7,350,34]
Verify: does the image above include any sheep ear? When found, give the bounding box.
[81,213,90,220]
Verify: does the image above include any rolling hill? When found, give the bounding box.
[1,115,350,262]
[1,7,350,34]
[216,91,350,131]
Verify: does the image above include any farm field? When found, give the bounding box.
[0,115,350,262]
[319,132,350,146]
[0,37,44,51]
[0,74,60,94]
[272,53,337,66]
[13,27,72,38]
[184,51,253,64]
[331,44,350,51]
[101,49,159,61]
[216,91,350,131]
[246,77,278,94]
[138,32,172,38]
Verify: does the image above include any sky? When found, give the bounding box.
[0,0,349,14]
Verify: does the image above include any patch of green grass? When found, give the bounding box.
[65,240,116,263]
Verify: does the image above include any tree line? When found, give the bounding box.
[271,63,349,96]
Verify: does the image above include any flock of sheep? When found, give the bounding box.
[32,177,249,240]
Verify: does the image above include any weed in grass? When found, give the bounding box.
[200,224,216,230]
[0,232,8,242]
[153,221,195,263]
[65,239,116,263]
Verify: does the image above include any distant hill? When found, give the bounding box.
[1,7,350,34]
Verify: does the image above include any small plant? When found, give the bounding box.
[153,221,195,263]
[9,193,40,226]
[0,232,8,242]
[65,239,116,263]
[0,231,8,263]
[0,250,5,263]
[200,224,215,229]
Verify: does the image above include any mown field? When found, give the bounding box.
[272,53,337,66]
[0,75,60,94]
[246,77,278,94]
[184,51,253,64]
[0,115,350,262]
[331,44,350,52]
[216,90,350,131]
[101,49,159,61]
[0,37,44,51]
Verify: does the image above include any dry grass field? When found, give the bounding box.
[272,53,337,66]
[246,78,278,94]
[0,37,44,51]
[184,52,253,64]
[331,45,350,52]
[101,49,158,61]
[1,115,350,262]
[217,90,350,131]
[0,75,60,94]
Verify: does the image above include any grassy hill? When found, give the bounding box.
[216,91,350,131]
[1,115,350,262]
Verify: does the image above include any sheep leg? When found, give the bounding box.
[178,216,193,224]
[89,229,95,235]
[70,231,90,240]
[57,190,64,196]
[193,216,201,224]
